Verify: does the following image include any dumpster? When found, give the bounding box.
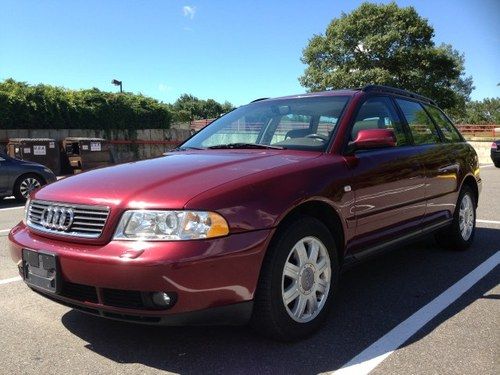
[62,137,113,172]
[7,138,60,174]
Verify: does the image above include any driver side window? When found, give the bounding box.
[351,97,408,146]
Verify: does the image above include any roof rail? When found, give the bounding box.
[250,97,269,103]
[362,85,436,105]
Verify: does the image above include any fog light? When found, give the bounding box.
[152,292,171,307]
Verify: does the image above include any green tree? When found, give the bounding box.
[299,2,473,116]
[173,93,232,121]
[458,98,500,124]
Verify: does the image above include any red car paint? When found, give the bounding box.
[9,88,481,323]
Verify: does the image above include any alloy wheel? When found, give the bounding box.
[458,193,474,241]
[281,236,332,323]
[19,177,41,198]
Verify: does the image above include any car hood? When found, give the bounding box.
[33,150,321,209]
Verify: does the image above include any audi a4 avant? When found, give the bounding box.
[9,85,481,341]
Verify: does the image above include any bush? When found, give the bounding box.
[0,79,174,130]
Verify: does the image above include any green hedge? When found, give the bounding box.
[0,79,173,130]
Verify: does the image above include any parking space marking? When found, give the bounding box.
[0,229,10,234]
[333,251,500,375]
[477,219,500,225]
[480,164,494,168]
[0,206,23,212]
[0,276,22,286]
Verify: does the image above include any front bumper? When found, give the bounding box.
[9,223,273,324]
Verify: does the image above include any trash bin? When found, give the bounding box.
[62,137,113,173]
[7,138,60,175]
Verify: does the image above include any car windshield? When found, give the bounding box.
[180,95,350,152]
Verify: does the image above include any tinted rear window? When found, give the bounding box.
[425,105,462,143]
[396,99,441,145]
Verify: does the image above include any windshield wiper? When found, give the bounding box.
[207,143,285,150]
[172,146,206,151]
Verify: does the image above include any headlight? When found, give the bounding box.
[113,210,230,240]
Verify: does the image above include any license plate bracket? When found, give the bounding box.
[22,249,60,293]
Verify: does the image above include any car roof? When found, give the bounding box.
[250,85,436,106]
[259,89,359,102]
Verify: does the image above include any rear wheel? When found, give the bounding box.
[14,174,43,202]
[435,185,476,251]
[494,161,500,168]
[251,216,339,341]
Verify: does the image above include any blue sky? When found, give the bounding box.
[0,0,498,106]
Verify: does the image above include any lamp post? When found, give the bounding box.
[111,79,123,93]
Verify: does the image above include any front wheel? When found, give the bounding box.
[435,185,476,251]
[14,174,43,202]
[251,216,339,341]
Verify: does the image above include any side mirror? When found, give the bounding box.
[349,129,396,152]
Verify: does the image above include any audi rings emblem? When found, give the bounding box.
[40,206,74,231]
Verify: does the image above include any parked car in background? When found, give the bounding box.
[9,85,481,341]
[491,140,500,167]
[0,152,57,201]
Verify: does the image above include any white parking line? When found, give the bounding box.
[480,163,494,168]
[477,219,500,225]
[0,276,22,286]
[333,251,500,375]
[0,229,10,234]
[0,206,23,212]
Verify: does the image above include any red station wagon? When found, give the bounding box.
[9,85,481,341]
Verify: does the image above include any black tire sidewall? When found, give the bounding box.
[257,216,339,340]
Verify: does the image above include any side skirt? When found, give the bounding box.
[342,218,452,268]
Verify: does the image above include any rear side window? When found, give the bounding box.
[396,99,441,145]
[351,96,408,146]
[425,105,462,143]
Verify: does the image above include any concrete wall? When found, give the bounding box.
[0,127,192,163]
[468,141,494,165]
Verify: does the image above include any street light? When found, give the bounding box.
[111,79,123,93]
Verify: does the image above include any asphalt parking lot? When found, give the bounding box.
[0,166,498,375]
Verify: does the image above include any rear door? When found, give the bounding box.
[346,96,426,253]
[395,99,460,226]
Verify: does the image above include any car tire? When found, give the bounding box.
[435,185,476,251]
[251,216,339,341]
[494,161,500,168]
[13,174,44,202]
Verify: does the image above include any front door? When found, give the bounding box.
[345,96,427,254]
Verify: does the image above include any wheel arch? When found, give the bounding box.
[271,200,346,266]
[460,174,479,206]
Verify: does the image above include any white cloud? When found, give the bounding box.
[182,5,196,19]
[158,83,172,93]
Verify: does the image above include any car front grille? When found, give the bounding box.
[27,200,110,239]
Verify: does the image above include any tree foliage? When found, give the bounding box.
[457,98,500,124]
[299,2,474,115]
[0,79,232,130]
[173,94,233,122]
